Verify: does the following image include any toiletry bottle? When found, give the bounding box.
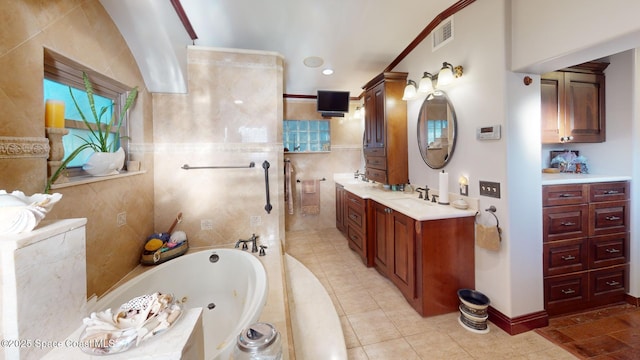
[404,180,414,194]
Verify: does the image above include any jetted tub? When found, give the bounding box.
[44,248,268,360]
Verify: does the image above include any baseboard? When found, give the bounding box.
[487,306,549,335]
[625,294,640,307]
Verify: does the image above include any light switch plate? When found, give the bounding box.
[479,181,501,198]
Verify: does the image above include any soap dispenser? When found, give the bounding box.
[404,180,414,194]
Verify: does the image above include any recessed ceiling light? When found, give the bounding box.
[303,56,324,68]
[322,68,334,75]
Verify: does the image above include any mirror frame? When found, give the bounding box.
[416,91,457,169]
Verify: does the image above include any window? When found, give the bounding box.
[43,49,134,175]
[283,120,331,152]
[427,119,447,148]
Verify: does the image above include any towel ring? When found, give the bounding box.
[475,205,499,228]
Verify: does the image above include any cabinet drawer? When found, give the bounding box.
[589,233,629,268]
[545,272,588,310]
[590,201,629,236]
[590,182,629,202]
[346,191,365,209]
[366,167,387,184]
[346,206,366,232]
[543,204,589,242]
[365,155,387,170]
[544,238,588,276]
[346,225,365,252]
[543,184,588,206]
[364,147,385,157]
[590,265,627,300]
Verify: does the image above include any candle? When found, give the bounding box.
[45,100,65,128]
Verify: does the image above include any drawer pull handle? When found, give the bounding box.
[561,289,576,295]
[605,216,621,221]
[606,281,620,287]
[604,190,620,195]
[561,255,576,261]
[605,248,621,254]
[559,193,575,198]
[560,222,576,226]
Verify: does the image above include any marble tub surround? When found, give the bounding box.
[285,254,347,359]
[0,219,87,360]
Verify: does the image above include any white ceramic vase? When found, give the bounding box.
[83,147,125,176]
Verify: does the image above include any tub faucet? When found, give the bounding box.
[235,234,259,253]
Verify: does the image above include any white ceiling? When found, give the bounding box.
[101,0,458,96]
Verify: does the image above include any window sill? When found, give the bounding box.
[50,170,147,190]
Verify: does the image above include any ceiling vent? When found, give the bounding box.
[432,17,454,51]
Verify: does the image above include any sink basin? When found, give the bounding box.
[388,197,435,209]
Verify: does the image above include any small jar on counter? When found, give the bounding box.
[232,322,282,360]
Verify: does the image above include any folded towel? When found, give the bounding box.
[284,161,294,215]
[300,179,320,215]
[475,223,501,251]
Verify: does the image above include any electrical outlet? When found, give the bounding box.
[479,181,501,198]
[201,219,213,230]
[250,216,262,226]
[117,212,126,227]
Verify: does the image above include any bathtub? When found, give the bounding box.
[45,248,268,360]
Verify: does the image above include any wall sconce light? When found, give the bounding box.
[437,62,464,87]
[353,106,363,119]
[458,175,469,196]
[402,80,418,100]
[418,72,434,94]
[402,62,463,101]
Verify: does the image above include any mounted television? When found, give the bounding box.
[317,90,350,117]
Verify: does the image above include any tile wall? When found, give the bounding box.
[0,0,154,298]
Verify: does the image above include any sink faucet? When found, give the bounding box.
[415,186,430,200]
[235,233,259,253]
[354,169,360,179]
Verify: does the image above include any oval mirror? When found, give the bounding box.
[417,91,457,169]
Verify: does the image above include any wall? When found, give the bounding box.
[394,0,640,320]
[152,46,284,249]
[283,99,364,231]
[0,0,154,298]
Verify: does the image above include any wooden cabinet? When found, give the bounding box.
[542,181,629,316]
[345,190,372,266]
[369,200,475,317]
[541,61,608,144]
[335,184,347,233]
[370,202,416,300]
[362,72,408,185]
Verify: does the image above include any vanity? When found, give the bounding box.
[334,175,476,317]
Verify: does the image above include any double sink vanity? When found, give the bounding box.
[334,174,477,317]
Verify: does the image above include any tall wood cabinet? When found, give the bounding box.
[362,72,408,185]
[541,61,608,144]
[542,181,630,316]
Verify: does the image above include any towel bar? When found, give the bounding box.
[181,162,255,170]
[297,178,326,182]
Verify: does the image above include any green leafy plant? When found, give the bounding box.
[44,72,138,193]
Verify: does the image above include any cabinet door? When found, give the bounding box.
[565,72,605,143]
[541,72,564,144]
[335,185,346,233]
[372,82,386,148]
[389,210,415,300]
[372,201,390,277]
[363,89,375,148]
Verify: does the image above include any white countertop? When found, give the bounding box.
[542,173,631,185]
[334,174,477,221]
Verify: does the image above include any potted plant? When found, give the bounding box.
[44,72,138,193]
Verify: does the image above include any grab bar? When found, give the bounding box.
[263,161,272,214]
[297,178,326,182]
[181,162,255,170]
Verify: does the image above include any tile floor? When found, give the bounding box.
[285,228,577,359]
[536,304,640,359]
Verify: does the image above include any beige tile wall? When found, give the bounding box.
[283,99,364,232]
[153,47,285,249]
[0,0,154,298]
